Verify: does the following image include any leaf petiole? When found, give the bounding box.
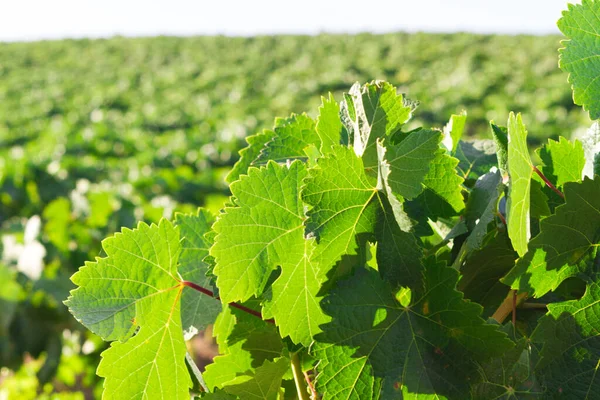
[532,165,564,199]
[491,290,528,324]
[181,280,274,324]
[291,352,311,400]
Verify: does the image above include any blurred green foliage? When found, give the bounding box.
[0,33,590,397]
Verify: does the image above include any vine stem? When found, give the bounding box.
[496,211,507,227]
[181,280,274,324]
[492,290,528,324]
[303,371,318,400]
[532,165,564,199]
[512,290,517,326]
[291,352,311,400]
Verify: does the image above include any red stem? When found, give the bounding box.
[532,165,565,199]
[181,280,274,324]
[304,371,318,400]
[511,290,517,326]
[496,211,507,227]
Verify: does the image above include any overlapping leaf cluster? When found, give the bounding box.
[64,1,600,398]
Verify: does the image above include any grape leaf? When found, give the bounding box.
[490,123,508,176]
[376,140,414,231]
[507,112,532,257]
[303,145,380,272]
[532,171,566,217]
[212,161,307,303]
[580,121,600,179]
[214,160,328,345]
[530,180,551,220]
[227,130,275,183]
[204,305,285,390]
[558,0,600,119]
[532,282,600,399]
[458,232,516,317]
[66,220,191,399]
[371,139,423,288]
[538,137,584,188]
[442,110,467,153]
[314,262,513,399]
[455,139,498,182]
[256,114,318,164]
[503,178,600,297]
[413,149,465,220]
[470,323,541,399]
[222,357,290,400]
[66,220,181,341]
[175,209,221,340]
[342,81,415,170]
[262,238,330,346]
[383,129,442,199]
[317,93,343,154]
[199,390,238,399]
[463,169,503,251]
[374,193,424,290]
[97,289,190,399]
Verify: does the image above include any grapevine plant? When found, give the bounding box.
[66,2,600,399]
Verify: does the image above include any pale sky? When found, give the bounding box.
[0,0,580,42]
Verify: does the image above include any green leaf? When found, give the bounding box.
[303,145,380,273]
[458,232,516,317]
[413,149,465,220]
[580,121,600,179]
[463,169,503,251]
[66,220,182,341]
[317,93,343,154]
[532,282,600,398]
[442,110,467,153]
[455,139,498,182]
[383,129,442,199]
[215,161,328,344]
[342,81,415,170]
[490,123,508,176]
[186,352,209,394]
[376,140,414,231]
[538,137,585,188]
[256,114,318,164]
[66,220,191,399]
[471,323,541,399]
[314,263,513,399]
[212,161,307,303]
[530,180,551,219]
[507,112,532,257]
[262,238,330,346]
[220,161,327,344]
[226,130,275,183]
[374,193,424,289]
[97,288,191,399]
[175,209,221,340]
[558,0,600,119]
[222,357,289,400]
[503,178,600,297]
[199,390,238,399]
[204,305,285,390]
